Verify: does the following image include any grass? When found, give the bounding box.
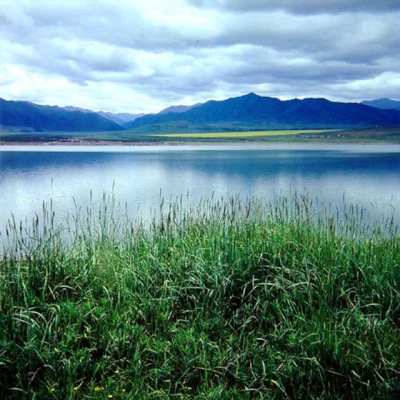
[151,130,333,139]
[2,127,400,144]
[1,193,400,399]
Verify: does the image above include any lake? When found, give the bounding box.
[1,143,400,234]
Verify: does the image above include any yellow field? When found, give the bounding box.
[152,130,331,138]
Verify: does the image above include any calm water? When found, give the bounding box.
[1,143,400,232]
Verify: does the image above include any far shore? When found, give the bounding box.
[1,138,400,147]
[2,127,400,146]
[0,140,169,147]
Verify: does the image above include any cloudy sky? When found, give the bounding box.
[1,0,400,114]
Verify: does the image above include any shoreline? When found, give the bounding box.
[0,140,167,147]
[1,138,400,147]
[2,195,399,398]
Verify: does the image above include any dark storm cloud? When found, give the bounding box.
[1,1,184,52]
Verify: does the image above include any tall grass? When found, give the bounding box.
[1,194,399,399]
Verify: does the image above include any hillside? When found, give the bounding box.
[157,104,199,115]
[125,93,400,133]
[63,106,143,124]
[0,98,124,132]
[361,98,400,111]
[3,94,400,135]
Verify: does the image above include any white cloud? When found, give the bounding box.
[329,72,400,101]
[0,0,400,113]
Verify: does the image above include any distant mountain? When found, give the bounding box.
[62,106,143,124]
[3,94,400,135]
[119,104,199,129]
[0,99,124,132]
[158,104,199,115]
[361,98,400,111]
[98,111,145,124]
[125,93,400,133]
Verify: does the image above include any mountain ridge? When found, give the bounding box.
[0,98,124,132]
[361,98,400,111]
[3,94,400,134]
[157,104,198,115]
[62,106,144,124]
[125,93,400,132]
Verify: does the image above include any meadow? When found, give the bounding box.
[151,130,331,139]
[1,194,399,399]
[2,127,400,144]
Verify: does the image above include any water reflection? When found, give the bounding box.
[1,144,400,231]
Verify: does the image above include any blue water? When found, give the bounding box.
[1,143,400,231]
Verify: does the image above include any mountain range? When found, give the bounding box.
[62,106,144,125]
[361,98,400,111]
[124,93,400,132]
[1,94,400,134]
[0,98,123,132]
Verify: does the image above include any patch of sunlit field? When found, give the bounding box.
[152,129,331,138]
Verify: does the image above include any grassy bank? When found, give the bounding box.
[1,195,399,399]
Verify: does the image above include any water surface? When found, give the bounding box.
[1,143,400,232]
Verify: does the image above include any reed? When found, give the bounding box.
[1,194,399,399]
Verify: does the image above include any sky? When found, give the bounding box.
[1,0,400,114]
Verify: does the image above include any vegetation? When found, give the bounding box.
[0,98,122,132]
[1,194,400,399]
[124,93,400,133]
[151,130,333,139]
[3,94,400,136]
[2,127,400,144]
